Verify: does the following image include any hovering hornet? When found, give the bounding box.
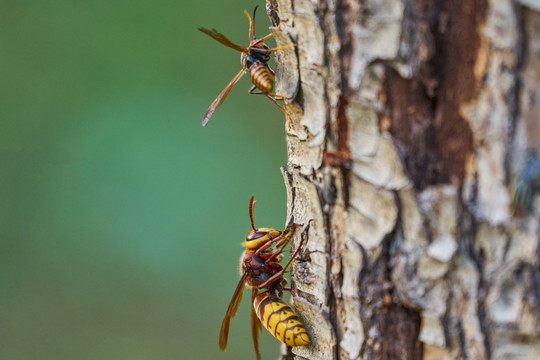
[218,196,310,360]
[198,6,296,126]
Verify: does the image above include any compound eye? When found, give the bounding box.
[247,230,268,240]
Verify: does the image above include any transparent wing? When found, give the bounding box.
[198,28,247,52]
[219,272,248,351]
[202,69,245,126]
[250,287,262,360]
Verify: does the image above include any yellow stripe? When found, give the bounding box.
[249,64,273,93]
[256,295,310,346]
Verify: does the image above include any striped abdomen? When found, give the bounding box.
[248,63,273,94]
[253,292,310,347]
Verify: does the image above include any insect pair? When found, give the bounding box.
[218,196,310,360]
[198,6,296,127]
[200,8,308,359]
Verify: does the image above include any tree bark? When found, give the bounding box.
[267,0,540,359]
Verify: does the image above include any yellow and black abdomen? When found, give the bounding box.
[253,292,310,347]
[248,63,273,94]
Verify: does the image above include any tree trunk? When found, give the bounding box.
[267,0,540,359]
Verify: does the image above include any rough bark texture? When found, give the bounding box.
[267,0,540,359]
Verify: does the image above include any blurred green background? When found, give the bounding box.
[1,1,290,359]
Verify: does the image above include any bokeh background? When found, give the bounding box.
[1,1,290,359]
